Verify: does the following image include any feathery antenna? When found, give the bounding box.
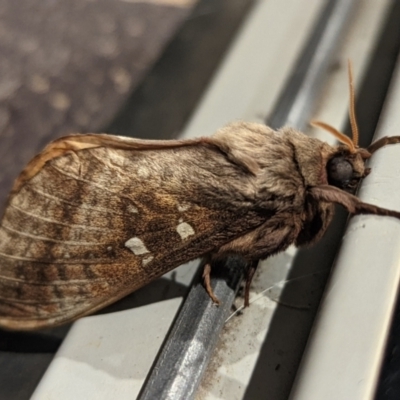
[348,60,359,146]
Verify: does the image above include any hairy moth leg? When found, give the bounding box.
[311,185,400,218]
[244,260,259,307]
[202,262,221,305]
[202,258,259,307]
[367,136,400,154]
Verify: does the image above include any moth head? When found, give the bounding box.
[312,60,372,192]
[325,149,370,192]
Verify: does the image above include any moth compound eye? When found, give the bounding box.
[327,156,353,187]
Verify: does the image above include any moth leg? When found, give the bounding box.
[311,185,400,219]
[244,260,259,307]
[202,263,220,305]
[367,136,400,154]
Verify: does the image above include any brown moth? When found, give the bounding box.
[1,64,400,331]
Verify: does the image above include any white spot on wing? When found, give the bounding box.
[125,237,150,255]
[176,222,195,240]
[142,255,154,266]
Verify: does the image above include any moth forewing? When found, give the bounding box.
[0,127,274,330]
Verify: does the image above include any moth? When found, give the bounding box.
[1,64,400,330]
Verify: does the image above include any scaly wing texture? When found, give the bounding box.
[0,134,264,329]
